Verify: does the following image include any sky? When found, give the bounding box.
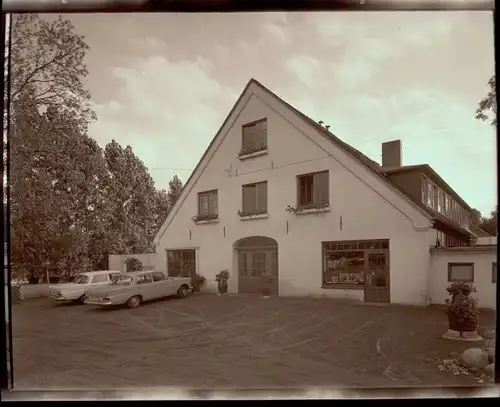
[61,11,496,216]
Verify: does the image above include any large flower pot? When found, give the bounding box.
[448,312,477,333]
[217,281,228,296]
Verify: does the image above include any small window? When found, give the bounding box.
[136,273,153,285]
[437,190,443,213]
[152,271,165,282]
[242,181,267,215]
[493,263,497,283]
[448,262,474,282]
[92,274,109,284]
[421,176,427,204]
[297,171,329,208]
[241,119,267,155]
[198,190,218,217]
[427,181,433,207]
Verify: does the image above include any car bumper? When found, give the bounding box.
[49,294,68,301]
[84,299,112,306]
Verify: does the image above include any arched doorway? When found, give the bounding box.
[125,257,143,273]
[234,236,278,296]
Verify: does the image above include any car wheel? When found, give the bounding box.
[127,296,142,309]
[78,295,86,305]
[177,285,189,298]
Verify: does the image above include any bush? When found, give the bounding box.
[446,282,479,331]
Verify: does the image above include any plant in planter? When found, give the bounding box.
[191,274,206,293]
[238,145,267,157]
[443,282,481,340]
[237,209,267,218]
[215,269,230,296]
[285,203,330,214]
[191,214,218,223]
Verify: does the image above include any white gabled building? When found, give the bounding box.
[153,79,497,308]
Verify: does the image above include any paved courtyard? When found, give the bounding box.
[11,295,496,390]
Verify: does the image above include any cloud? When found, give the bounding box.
[89,55,237,191]
[285,55,321,87]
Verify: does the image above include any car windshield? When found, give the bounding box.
[110,275,133,285]
[72,275,90,284]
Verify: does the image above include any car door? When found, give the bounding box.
[136,273,155,300]
[151,271,174,298]
[91,274,111,287]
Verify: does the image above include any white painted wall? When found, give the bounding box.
[108,253,161,273]
[477,236,497,246]
[156,83,433,305]
[429,250,497,310]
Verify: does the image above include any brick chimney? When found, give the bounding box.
[381,140,402,168]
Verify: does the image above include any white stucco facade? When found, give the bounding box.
[154,81,442,306]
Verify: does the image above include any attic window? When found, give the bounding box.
[240,119,267,157]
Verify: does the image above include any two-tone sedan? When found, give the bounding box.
[49,270,121,304]
[84,270,192,309]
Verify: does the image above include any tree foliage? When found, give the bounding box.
[471,206,497,237]
[9,15,176,280]
[167,174,183,210]
[9,14,96,131]
[475,75,497,127]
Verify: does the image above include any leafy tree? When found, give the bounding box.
[9,15,99,280]
[104,140,159,254]
[9,14,96,131]
[472,206,497,237]
[475,75,497,127]
[471,208,482,225]
[167,175,183,210]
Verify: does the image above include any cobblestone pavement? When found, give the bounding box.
[11,295,496,390]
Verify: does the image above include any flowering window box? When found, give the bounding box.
[192,214,219,225]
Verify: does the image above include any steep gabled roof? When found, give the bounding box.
[155,78,475,243]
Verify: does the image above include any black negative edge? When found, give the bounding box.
[1,11,15,391]
[1,0,495,14]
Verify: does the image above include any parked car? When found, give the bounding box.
[48,270,121,304]
[85,270,192,309]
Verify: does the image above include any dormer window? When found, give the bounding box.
[239,118,268,159]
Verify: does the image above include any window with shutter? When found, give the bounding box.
[241,119,268,155]
[297,171,329,208]
[242,182,267,215]
[197,190,218,218]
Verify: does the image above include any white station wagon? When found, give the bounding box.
[49,270,121,304]
[85,270,192,308]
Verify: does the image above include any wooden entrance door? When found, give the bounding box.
[364,251,390,303]
[238,249,278,296]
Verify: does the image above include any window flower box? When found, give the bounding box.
[285,203,331,215]
[238,146,268,160]
[237,209,268,221]
[191,214,219,224]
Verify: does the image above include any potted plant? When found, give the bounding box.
[215,270,230,296]
[445,282,480,338]
[191,274,206,293]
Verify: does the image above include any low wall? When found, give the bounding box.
[18,284,50,300]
